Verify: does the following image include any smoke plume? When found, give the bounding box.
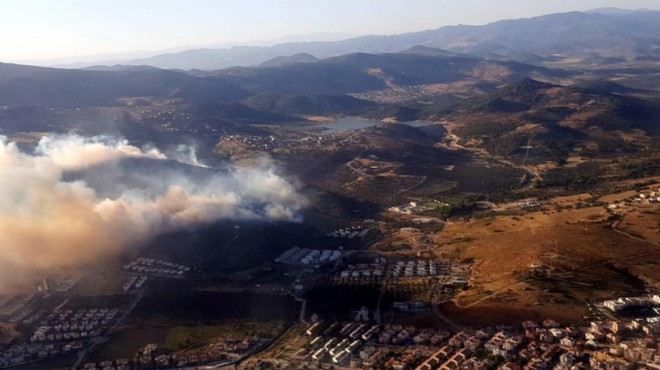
[0,134,306,290]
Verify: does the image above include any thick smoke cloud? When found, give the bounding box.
[0,134,306,290]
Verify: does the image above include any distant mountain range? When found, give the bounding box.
[0,49,577,135]
[45,8,660,71]
[0,63,249,107]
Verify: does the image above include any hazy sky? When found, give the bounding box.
[3,0,660,62]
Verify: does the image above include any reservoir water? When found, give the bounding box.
[308,117,443,135]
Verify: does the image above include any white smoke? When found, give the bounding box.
[0,134,307,290]
[166,144,208,168]
[36,135,167,170]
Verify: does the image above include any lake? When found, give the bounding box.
[307,117,444,136]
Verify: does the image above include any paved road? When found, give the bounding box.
[429,261,463,329]
[294,296,308,325]
[431,299,462,329]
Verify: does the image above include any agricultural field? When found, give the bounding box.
[90,320,285,361]
[164,321,284,351]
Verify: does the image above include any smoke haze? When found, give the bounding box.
[0,134,307,290]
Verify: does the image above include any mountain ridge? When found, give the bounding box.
[41,9,660,71]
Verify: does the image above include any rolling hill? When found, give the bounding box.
[259,53,319,67]
[448,78,660,162]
